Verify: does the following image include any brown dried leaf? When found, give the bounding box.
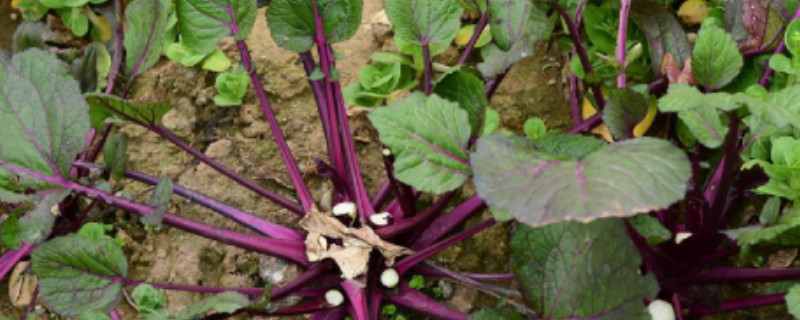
[741,0,769,51]
[661,54,696,85]
[300,208,413,279]
[9,261,38,308]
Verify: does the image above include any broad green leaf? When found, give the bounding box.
[176,0,257,54]
[523,117,546,141]
[267,0,363,52]
[144,177,172,228]
[176,292,251,319]
[482,108,500,136]
[71,43,101,93]
[32,234,128,317]
[165,41,207,67]
[748,85,800,130]
[0,49,90,197]
[468,309,526,320]
[769,54,800,76]
[488,0,531,51]
[692,24,743,90]
[132,284,169,320]
[628,214,672,245]
[384,0,463,46]
[532,134,605,159]
[368,92,472,194]
[15,0,49,20]
[630,0,691,76]
[725,208,800,250]
[0,192,68,249]
[457,0,486,12]
[57,8,89,37]
[86,94,174,130]
[602,89,649,140]
[103,134,128,182]
[433,69,487,135]
[511,219,658,319]
[676,107,728,149]
[477,40,532,79]
[473,135,690,225]
[582,4,617,54]
[786,20,800,57]
[124,0,169,75]
[12,21,52,53]
[787,284,800,319]
[658,84,750,113]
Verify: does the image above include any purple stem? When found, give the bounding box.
[699,113,740,238]
[385,283,468,320]
[0,243,35,282]
[272,261,335,300]
[381,154,416,217]
[457,12,490,66]
[72,161,303,240]
[416,263,522,299]
[616,0,631,88]
[422,43,434,95]
[299,51,337,171]
[688,294,784,318]
[150,126,303,215]
[569,73,581,126]
[342,280,368,320]
[396,219,497,274]
[235,40,314,212]
[684,266,800,284]
[377,192,456,238]
[110,310,120,320]
[413,265,515,282]
[485,68,509,99]
[370,180,393,210]
[759,6,800,86]
[310,308,347,320]
[23,285,39,319]
[672,293,685,320]
[105,0,124,96]
[410,196,486,249]
[557,7,606,109]
[132,280,263,295]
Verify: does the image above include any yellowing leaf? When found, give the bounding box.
[678,0,710,27]
[93,16,113,42]
[582,92,657,142]
[11,0,23,8]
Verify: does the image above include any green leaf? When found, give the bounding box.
[468,309,526,320]
[532,134,605,159]
[12,21,52,53]
[477,41,532,79]
[176,0,257,54]
[630,0,691,77]
[77,222,114,241]
[267,0,363,52]
[384,0,463,46]
[628,214,672,245]
[214,70,250,107]
[309,67,325,81]
[488,0,531,51]
[124,0,169,75]
[433,69,487,135]
[86,93,174,130]
[748,85,800,130]
[0,49,90,197]
[32,234,128,317]
[511,219,658,319]
[132,284,169,320]
[523,117,546,141]
[71,43,101,93]
[1,192,68,249]
[787,284,800,319]
[676,106,728,149]
[39,0,66,9]
[473,135,690,225]
[725,208,800,249]
[57,8,89,37]
[768,54,800,76]
[582,4,617,54]
[103,134,128,182]
[692,23,743,90]
[457,0,486,12]
[658,84,750,113]
[176,292,251,319]
[165,41,207,67]
[785,20,800,57]
[78,311,113,320]
[368,92,472,194]
[760,196,782,227]
[16,0,49,20]
[201,49,232,72]
[482,108,500,136]
[143,177,172,228]
[602,89,649,140]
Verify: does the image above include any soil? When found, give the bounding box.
[0,0,575,318]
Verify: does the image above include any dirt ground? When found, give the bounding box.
[0,0,574,318]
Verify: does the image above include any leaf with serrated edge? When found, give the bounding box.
[602,89,649,140]
[123,0,169,75]
[31,234,128,317]
[0,49,90,197]
[433,69,487,135]
[86,94,173,130]
[511,219,658,319]
[369,92,472,194]
[488,0,531,51]
[676,107,727,149]
[692,24,743,90]
[175,0,256,54]
[472,135,690,225]
[630,0,691,77]
[384,0,463,46]
[267,0,362,52]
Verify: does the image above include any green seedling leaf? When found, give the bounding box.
[603,89,649,140]
[0,49,90,198]
[77,222,114,241]
[384,0,463,46]
[582,4,617,54]
[176,292,251,319]
[628,214,672,245]
[511,219,658,319]
[369,92,472,194]
[15,0,49,20]
[165,40,207,67]
[468,309,526,320]
[785,20,800,57]
[787,284,800,318]
[482,108,500,136]
[57,8,89,37]
[86,94,174,130]
[132,284,169,320]
[433,69,487,135]
[201,49,232,72]
[473,135,690,225]
[630,0,691,76]
[176,0,257,54]
[523,117,546,141]
[692,23,743,90]
[760,196,782,227]
[532,134,605,159]
[344,61,416,107]
[32,234,128,317]
[12,21,52,53]
[124,0,169,75]
[143,177,172,228]
[214,69,250,107]
[0,192,68,249]
[103,134,128,182]
[267,0,363,52]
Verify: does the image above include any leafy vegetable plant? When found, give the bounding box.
[4,0,800,319]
